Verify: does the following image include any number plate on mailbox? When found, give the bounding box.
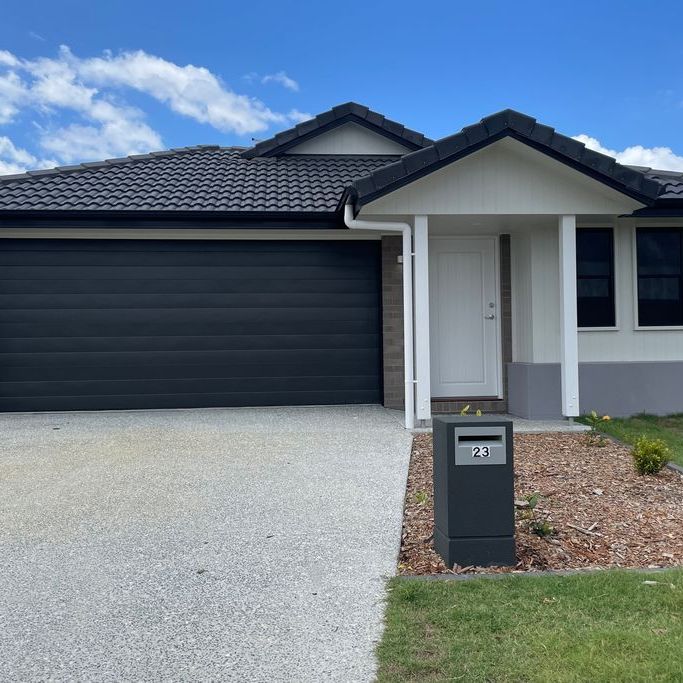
[454,426,507,466]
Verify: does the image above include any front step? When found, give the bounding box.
[431,398,507,415]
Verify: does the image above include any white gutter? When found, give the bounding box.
[344,203,415,430]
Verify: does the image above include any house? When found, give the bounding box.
[1,102,682,427]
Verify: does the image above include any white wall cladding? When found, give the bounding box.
[284,123,411,155]
[510,231,533,362]
[364,138,644,215]
[510,219,683,364]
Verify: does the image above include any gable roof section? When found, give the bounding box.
[0,145,395,216]
[344,109,663,210]
[241,102,433,159]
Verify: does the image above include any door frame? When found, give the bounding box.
[428,234,503,399]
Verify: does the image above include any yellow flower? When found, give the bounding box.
[602,415,611,421]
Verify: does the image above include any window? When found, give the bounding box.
[636,228,683,327]
[576,228,615,328]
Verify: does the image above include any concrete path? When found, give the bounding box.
[0,405,413,682]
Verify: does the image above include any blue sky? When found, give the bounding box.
[1,0,682,174]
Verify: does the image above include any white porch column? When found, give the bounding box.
[413,215,432,420]
[558,215,580,417]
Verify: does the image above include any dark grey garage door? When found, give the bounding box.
[0,239,382,412]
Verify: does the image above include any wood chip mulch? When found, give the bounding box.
[400,432,683,575]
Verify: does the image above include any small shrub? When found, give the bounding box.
[414,490,429,506]
[585,410,611,447]
[632,436,670,475]
[530,520,555,537]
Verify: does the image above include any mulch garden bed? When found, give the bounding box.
[400,432,683,575]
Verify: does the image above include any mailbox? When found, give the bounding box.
[433,416,515,568]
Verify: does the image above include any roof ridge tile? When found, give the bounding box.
[241,102,433,159]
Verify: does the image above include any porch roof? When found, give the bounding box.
[343,109,664,211]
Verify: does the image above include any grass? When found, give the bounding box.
[579,413,683,467]
[377,569,683,682]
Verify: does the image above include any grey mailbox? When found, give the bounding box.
[433,416,515,568]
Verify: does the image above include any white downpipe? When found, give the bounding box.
[344,203,415,429]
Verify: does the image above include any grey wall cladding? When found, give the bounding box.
[508,361,683,418]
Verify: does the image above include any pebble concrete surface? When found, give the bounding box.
[0,405,413,682]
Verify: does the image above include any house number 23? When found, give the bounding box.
[472,446,491,458]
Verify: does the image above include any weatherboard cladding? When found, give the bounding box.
[0,105,681,214]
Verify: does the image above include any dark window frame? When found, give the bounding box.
[636,227,683,328]
[576,227,616,329]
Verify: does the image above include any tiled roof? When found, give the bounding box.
[0,146,397,213]
[1,106,681,218]
[631,167,683,201]
[241,102,433,159]
[345,109,665,208]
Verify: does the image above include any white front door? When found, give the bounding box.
[429,237,501,398]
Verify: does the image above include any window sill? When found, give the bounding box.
[579,327,619,332]
[634,325,683,331]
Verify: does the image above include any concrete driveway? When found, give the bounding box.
[0,405,412,682]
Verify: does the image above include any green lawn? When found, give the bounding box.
[580,413,683,467]
[377,570,683,682]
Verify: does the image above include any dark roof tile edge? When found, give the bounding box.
[241,102,434,159]
[345,108,665,208]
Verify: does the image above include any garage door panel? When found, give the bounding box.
[0,318,379,339]
[0,373,381,398]
[1,265,377,281]
[0,291,378,310]
[0,389,381,413]
[0,239,382,411]
[0,357,379,382]
[0,347,380,369]
[0,278,379,295]
[0,247,377,268]
[0,239,366,254]
[0,332,380,354]
[1,306,379,325]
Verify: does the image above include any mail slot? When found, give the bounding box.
[433,416,515,568]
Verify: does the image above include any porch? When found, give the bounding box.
[376,215,584,426]
[345,131,656,429]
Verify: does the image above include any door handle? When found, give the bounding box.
[484,314,496,320]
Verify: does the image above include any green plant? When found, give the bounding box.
[414,490,429,505]
[584,410,611,447]
[530,520,556,537]
[459,404,482,417]
[632,436,671,475]
[525,492,540,510]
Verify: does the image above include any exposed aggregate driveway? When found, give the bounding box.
[0,405,412,682]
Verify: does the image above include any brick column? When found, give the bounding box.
[381,235,405,409]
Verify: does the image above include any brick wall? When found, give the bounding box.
[381,235,404,409]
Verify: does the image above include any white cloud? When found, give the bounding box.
[287,108,313,123]
[0,51,20,67]
[0,46,307,172]
[573,133,683,171]
[72,48,292,134]
[0,136,55,175]
[261,71,299,92]
[39,118,162,163]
